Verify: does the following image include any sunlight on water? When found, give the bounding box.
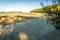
[19,32,28,40]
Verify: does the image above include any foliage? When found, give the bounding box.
[30,8,44,13]
[31,0,60,29]
[30,4,60,14]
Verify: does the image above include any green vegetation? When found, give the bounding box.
[30,8,44,13]
[30,4,60,14]
[31,2,60,29]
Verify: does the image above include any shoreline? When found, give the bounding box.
[0,13,45,17]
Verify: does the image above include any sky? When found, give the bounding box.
[0,0,52,12]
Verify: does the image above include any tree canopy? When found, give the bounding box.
[30,4,60,14]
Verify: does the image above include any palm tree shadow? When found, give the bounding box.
[40,30,60,40]
[0,16,38,40]
[0,16,55,40]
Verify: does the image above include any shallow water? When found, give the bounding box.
[0,17,60,40]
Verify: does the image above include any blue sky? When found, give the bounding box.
[0,0,52,12]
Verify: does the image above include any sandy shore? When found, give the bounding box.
[0,13,45,17]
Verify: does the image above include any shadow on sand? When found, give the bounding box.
[0,16,60,40]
